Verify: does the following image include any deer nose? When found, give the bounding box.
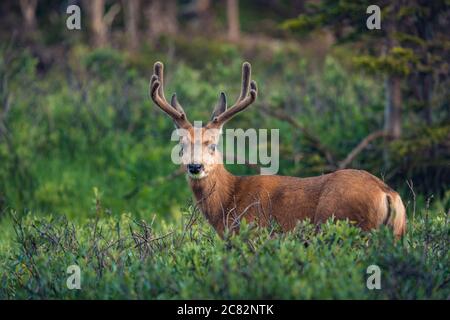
[187,163,203,174]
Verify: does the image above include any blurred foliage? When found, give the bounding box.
[0,38,448,220]
[0,49,345,214]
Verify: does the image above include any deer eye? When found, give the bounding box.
[208,144,217,153]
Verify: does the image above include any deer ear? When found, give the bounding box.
[211,92,227,121]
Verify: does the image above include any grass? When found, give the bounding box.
[0,197,448,300]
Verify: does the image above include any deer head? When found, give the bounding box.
[150,61,257,179]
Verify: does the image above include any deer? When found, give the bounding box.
[149,61,407,238]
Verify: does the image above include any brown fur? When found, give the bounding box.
[189,165,407,238]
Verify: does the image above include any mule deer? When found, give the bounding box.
[149,61,407,238]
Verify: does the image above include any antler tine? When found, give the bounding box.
[238,61,251,101]
[153,61,166,100]
[170,93,184,113]
[149,62,191,128]
[209,62,257,127]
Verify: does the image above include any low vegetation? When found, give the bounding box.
[0,194,448,299]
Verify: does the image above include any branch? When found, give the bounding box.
[338,130,387,169]
[261,105,337,167]
[261,105,388,171]
[104,3,121,27]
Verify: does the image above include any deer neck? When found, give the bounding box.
[188,164,237,229]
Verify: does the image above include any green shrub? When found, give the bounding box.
[0,201,447,299]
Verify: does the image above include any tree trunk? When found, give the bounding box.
[197,0,213,33]
[145,0,178,41]
[19,0,38,35]
[422,73,433,125]
[227,0,240,42]
[124,0,140,51]
[164,0,178,36]
[385,75,402,139]
[383,5,402,141]
[90,0,108,47]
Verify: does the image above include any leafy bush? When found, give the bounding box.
[0,200,448,299]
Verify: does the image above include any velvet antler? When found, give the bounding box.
[208,62,257,128]
[150,62,191,129]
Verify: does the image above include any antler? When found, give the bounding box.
[150,62,191,129]
[208,62,258,128]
